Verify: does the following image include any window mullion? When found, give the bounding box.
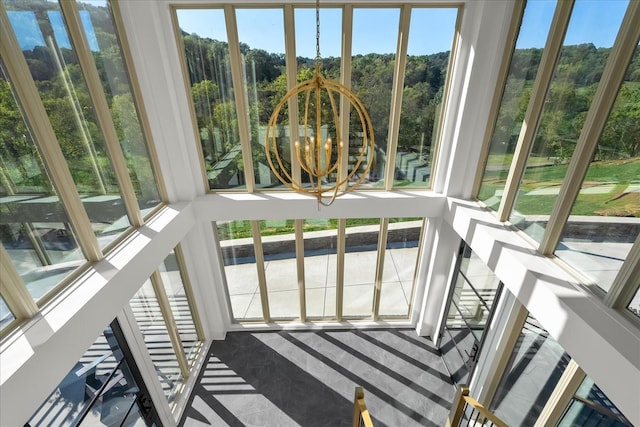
[339,6,353,185]
[173,244,205,341]
[225,5,256,192]
[60,0,144,228]
[534,359,586,427]
[476,297,528,406]
[336,218,346,321]
[605,235,640,309]
[372,218,389,319]
[0,5,102,262]
[149,270,190,378]
[22,223,52,266]
[472,0,526,199]
[383,5,411,190]
[496,0,574,222]
[116,306,175,423]
[284,5,302,185]
[295,219,307,322]
[251,220,270,321]
[539,0,640,255]
[0,246,38,322]
[110,0,169,204]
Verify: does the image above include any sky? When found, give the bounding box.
[177,2,630,57]
[516,0,629,49]
[8,10,100,51]
[7,1,631,56]
[176,7,460,57]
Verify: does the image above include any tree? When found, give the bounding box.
[600,84,640,158]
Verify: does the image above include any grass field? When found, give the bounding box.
[479,156,640,216]
[216,217,422,240]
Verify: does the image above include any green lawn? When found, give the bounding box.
[479,157,640,216]
[216,217,422,240]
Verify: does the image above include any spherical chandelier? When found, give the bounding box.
[265,1,375,206]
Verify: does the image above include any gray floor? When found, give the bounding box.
[179,329,454,427]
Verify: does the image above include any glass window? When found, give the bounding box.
[478,0,556,209]
[236,8,285,189]
[176,9,244,190]
[130,280,184,404]
[441,244,501,384]
[157,249,202,366]
[78,0,161,215]
[350,8,399,188]
[627,286,640,319]
[303,219,338,319]
[378,218,422,317]
[0,59,87,302]
[558,376,632,426]
[295,8,341,78]
[490,314,570,426]
[0,294,15,330]
[342,217,380,317]
[555,44,640,292]
[510,0,629,242]
[6,1,133,249]
[216,220,263,321]
[394,8,457,188]
[293,8,342,190]
[27,324,155,426]
[261,220,299,319]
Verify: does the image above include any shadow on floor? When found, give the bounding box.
[179,329,453,427]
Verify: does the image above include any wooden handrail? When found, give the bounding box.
[352,386,374,427]
[446,384,508,427]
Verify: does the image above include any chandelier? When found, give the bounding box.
[265,0,375,206]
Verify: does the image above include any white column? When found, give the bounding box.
[416,218,460,340]
[116,0,205,202]
[179,221,230,341]
[433,0,515,198]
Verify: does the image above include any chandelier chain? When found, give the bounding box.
[315,0,321,62]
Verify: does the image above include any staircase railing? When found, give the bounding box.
[352,386,374,427]
[446,385,507,427]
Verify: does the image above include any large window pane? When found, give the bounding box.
[295,8,341,76]
[490,314,570,426]
[78,0,161,215]
[236,8,285,189]
[394,8,457,188]
[441,244,501,384]
[27,325,152,427]
[510,0,629,242]
[261,220,299,319]
[478,0,556,209]
[627,286,640,319]
[342,218,380,317]
[0,59,87,302]
[558,376,632,426]
[176,9,244,190]
[555,44,640,292]
[304,219,338,319]
[351,8,399,188]
[0,294,15,330]
[7,1,132,249]
[158,249,202,366]
[378,218,422,317]
[130,280,184,404]
[216,220,262,321]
